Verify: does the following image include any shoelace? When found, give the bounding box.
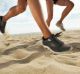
[54,32,62,37]
[53,32,63,46]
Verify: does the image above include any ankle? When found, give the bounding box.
[2,17,7,22]
[42,34,55,40]
[58,20,62,23]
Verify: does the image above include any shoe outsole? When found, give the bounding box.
[42,44,73,53]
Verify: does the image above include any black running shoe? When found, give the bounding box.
[42,35,71,52]
[0,16,6,34]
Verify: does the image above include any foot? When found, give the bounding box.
[56,21,65,31]
[0,16,6,34]
[42,35,71,52]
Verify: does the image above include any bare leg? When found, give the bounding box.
[46,0,53,27]
[27,0,51,38]
[0,0,71,51]
[56,0,74,29]
[3,0,27,22]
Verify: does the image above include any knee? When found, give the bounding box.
[68,1,74,8]
[46,0,48,2]
[17,5,26,13]
[46,0,49,1]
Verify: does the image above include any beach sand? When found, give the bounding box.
[0,30,80,74]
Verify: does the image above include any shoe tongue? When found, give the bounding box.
[52,35,64,46]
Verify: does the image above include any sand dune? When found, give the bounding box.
[0,31,80,74]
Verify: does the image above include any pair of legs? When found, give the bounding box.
[46,0,74,31]
[2,0,51,38]
[0,0,71,52]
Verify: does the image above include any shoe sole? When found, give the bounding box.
[42,45,60,55]
[42,44,73,54]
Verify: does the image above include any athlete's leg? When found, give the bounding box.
[0,0,27,33]
[27,0,71,52]
[3,0,27,22]
[56,0,74,30]
[28,0,51,38]
[46,0,53,27]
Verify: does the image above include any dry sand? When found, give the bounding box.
[0,30,80,74]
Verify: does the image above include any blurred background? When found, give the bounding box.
[0,0,80,34]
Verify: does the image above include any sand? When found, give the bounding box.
[0,30,80,74]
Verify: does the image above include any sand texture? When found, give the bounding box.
[0,31,80,74]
